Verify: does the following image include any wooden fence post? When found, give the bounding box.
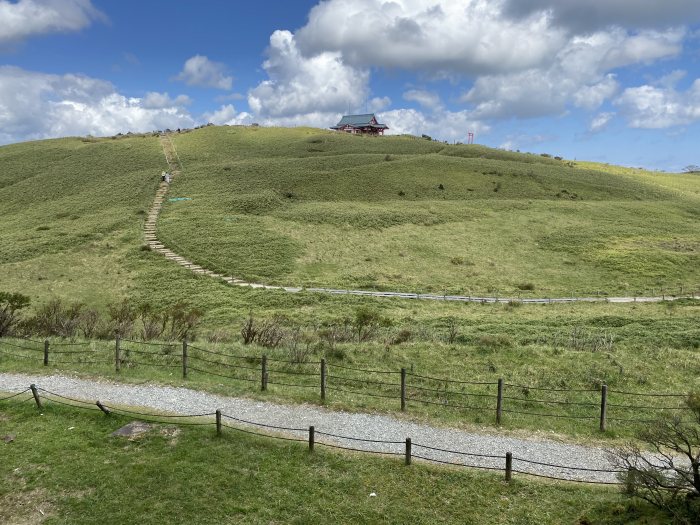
[600,384,608,432]
[309,425,315,452]
[30,384,42,409]
[320,359,326,401]
[43,339,49,366]
[261,355,268,391]
[505,452,512,482]
[405,437,412,465]
[96,401,111,415]
[497,378,504,425]
[401,368,406,412]
[182,339,188,379]
[115,336,121,373]
[216,409,222,436]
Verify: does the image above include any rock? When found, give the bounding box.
[3,434,15,443]
[110,421,153,440]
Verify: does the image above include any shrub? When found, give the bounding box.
[389,328,412,345]
[108,298,137,338]
[241,314,257,345]
[31,299,84,339]
[517,282,535,291]
[0,292,31,337]
[450,256,465,266]
[611,393,700,522]
[477,334,513,348]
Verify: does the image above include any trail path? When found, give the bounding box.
[1,372,623,483]
[147,134,697,304]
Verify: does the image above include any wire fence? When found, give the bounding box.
[0,336,695,433]
[1,384,628,485]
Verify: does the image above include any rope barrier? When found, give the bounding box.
[329,363,399,374]
[504,383,598,393]
[502,395,599,407]
[315,430,404,444]
[266,368,319,377]
[510,469,622,485]
[315,441,403,455]
[327,374,399,388]
[325,385,399,400]
[412,442,502,459]
[0,350,40,360]
[0,389,31,401]
[266,380,318,389]
[501,408,598,420]
[187,354,255,370]
[609,389,687,397]
[221,413,306,432]
[408,384,496,398]
[411,454,503,472]
[0,340,42,351]
[408,372,496,386]
[188,366,257,383]
[608,403,689,411]
[189,344,259,361]
[513,456,625,473]
[407,396,487,412]
[221,422,308,443]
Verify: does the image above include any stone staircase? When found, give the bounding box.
[146,135,281,289]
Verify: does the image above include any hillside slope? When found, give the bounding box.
[155,126,700,295]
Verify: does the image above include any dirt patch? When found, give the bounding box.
[159,426,182,445]
[0,488,55,525]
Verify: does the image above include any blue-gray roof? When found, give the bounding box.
[333,113,387,128]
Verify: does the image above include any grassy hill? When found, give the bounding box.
[156,126,700,295]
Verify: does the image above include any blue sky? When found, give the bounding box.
[1,0,699,171]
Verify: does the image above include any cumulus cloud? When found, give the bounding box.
[248,29,369,123]
[296,0,566,76]
[0,66,196,143]
[174,55,232,90]
[503,0,700,32]
[615,80,700,128]
[589,112,615,133]
[203,104,253,126]
[0,0,104,45]
[141,91,191,109]
[382,107,488,142]
[403,89,441,110]
[462,28,682,119]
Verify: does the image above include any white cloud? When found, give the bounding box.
[0,66,196,143]
[368,96,391,112]
[296,0,566,76]
[403,89,441,110]
[462,28,682,119]
[174,55,232,90]
[248,30,369,122]
[615,80,700,128]
[503,0,700,32]
[141,91,191,109]
[0,0,104,45]
[203,104,253,126]
[589,112,615,132]
[382,107,489,142]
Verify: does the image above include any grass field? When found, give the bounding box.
[0,401,667,524]
[156,126,700,295]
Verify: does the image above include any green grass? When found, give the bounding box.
[3,297,699,442]
[154,126,700,294]
[0,401,667,524]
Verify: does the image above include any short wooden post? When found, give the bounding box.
[400,368,407,412]
[320,359,326,401]
[309,425,315,452]
[497,378,504,425]
[405,437,412,465]
[43,339,49,366]
[261,355,267,391]
[600,384,608,432]
[96,401,111,415]
[505,452,512,482]
[115,336,121,373]
[30,384,42,409]
[182,340,188,379]
[216,409,222,436]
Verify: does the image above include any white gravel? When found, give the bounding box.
[1,372,623,484]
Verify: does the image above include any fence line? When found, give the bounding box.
[0,337,694,432]
[2,384,626,485]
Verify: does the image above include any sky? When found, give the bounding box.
[1,0,700,171]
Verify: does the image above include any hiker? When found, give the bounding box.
[161,171,166,182]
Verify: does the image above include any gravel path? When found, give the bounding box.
[1,372,623,484]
